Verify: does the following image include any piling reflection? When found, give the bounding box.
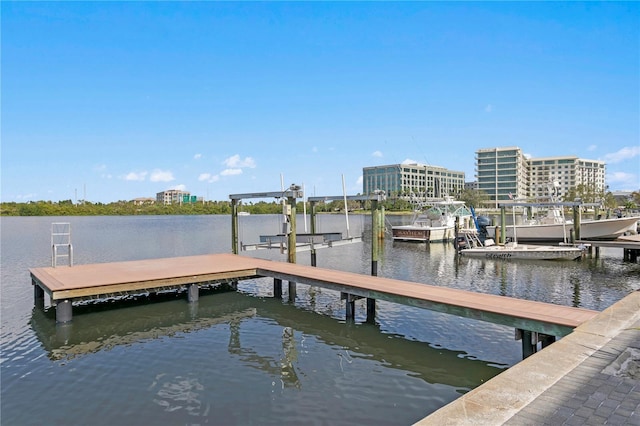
[31,290,505,390]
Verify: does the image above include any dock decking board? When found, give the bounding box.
[30,253,598,334]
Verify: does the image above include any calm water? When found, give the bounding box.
[1,215,638,425]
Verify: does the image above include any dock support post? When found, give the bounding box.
[516,329,538,359]
[56,300,72,323]
[345,294,356,321]
[288,281,296,303]
[540,334,555,348]
[274,278,282,298]
[187,283,199,303]
[366,298,376,324]
[34,280,45,310]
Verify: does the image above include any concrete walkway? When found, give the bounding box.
[417,290,640,425]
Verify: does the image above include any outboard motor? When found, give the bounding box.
[475,216,492,243]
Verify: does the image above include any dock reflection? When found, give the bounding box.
[31,290,504,390]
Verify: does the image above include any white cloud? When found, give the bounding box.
[603,146,640,164]
[150,169,175,182]
[607,171,639,191]
[356,175,363,185]
[224,154,256,168]
[169,184,187,191]
[221,168,243,176]
[194,153,202,160]
[198,173,220,183]
[16,193,37,200]
[485,104,493,113]
[401,158,419,165]
[124,171,147,181]
[587,144,597,151]
[608,171,635,183]
[372,150,383,158]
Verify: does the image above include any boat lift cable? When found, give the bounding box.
[342,174,351,238]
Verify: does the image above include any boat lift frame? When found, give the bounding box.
[229,187,386,321]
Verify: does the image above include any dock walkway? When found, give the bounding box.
[31,253,596,339]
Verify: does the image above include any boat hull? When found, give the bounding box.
[392,226,455,242]
[460,245,583,260]
[487,216,638,243]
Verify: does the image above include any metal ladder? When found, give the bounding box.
[52,222,73,267]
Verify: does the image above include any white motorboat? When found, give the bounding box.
[458,236,585,261]
[486,209,638,243]
[485,181,638,243]
[392,198,474,242]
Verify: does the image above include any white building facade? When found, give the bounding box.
[362,163,465,200]
[476,147,607,206]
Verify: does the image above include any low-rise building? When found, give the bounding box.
[362,163,465,201]
[156,189,191,205]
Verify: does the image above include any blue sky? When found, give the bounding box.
[2,1,639,203]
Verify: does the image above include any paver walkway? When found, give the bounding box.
[505,318,640,425]
[417,290,640,425]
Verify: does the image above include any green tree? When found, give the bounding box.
[458,189,490,209]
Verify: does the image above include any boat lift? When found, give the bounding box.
[230,187,387,266]
[229,187,386,319]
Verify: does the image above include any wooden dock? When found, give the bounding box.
[31,253,598,357]
[577,234,640,262]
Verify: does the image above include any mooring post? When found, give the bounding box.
[287,195,297,265]
[310,201,317,267]
[56,300,73,323]
[33,280,45,310]
[231,199,239,254]
[287,193,298,302]
[187,283,199,303]
[500,206,506,244]
[573,206,581,241]
[366,195,384,323]
[371,198,380,277]
[274,278,283,298]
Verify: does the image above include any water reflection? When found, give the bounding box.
[30,290,504,391]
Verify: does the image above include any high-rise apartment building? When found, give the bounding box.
[362,163,465,200]
[475,147,529,207]
[475,147,607,206]
[529,156,606,199]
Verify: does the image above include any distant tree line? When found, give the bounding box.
[3,188,635,216]
[1,198,411,216]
